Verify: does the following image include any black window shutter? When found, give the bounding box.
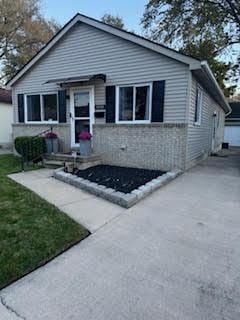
[17,94,25,123]
[105,86,115,123]
[151,80,165,122]
[58,90,67,123]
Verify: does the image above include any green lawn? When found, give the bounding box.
[0,154,89,289]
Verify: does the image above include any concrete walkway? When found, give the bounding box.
[0,148,12,155]
[9,169,125,233]
[1,150,240,320]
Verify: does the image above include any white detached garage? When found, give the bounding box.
[224,102,240,147]
[224,126,240,147]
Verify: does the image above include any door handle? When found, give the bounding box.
[70,112,75,120]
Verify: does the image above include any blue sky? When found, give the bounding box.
[42,0,147,33]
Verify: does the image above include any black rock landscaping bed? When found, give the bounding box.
[74,165,165,193]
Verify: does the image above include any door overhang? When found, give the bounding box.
[44,74,106,88]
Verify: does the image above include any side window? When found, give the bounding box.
[194,87,203,124]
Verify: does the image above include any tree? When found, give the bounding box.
[101,14,125,29]
[180,40,238,96]
[141,0,240,96]
[0,0,60,81]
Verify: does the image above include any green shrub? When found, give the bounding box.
[14,136,46,162]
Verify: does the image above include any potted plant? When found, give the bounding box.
[45,131,58,154]
[79,131,92,156]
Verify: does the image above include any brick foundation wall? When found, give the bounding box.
[12,124,71,153]
[93,123,188,171]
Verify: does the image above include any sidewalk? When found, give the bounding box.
[0,149,12,155]
[9,169,125,233]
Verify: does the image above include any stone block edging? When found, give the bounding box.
[53,168,182,208]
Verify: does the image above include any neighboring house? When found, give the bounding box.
[7,13,230,171]
[224,101,240,147]
[0,88,13,149]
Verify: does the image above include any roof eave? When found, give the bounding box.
[7,14,81,87]
[191,61,231,114]
[6,13,199,87]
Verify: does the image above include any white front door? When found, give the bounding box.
[70,87,94,148]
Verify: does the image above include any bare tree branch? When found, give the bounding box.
[225,0,240,25]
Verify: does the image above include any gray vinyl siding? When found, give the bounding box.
[12,22,189,123]
[186,75,225,169]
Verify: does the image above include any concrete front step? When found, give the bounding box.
[64,159,102,171]
[43,153,102,170]
[44,153,101,163]
[43,160,64,168]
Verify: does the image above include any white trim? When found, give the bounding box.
[70,86,95,148]
[116,83,152,124]
[7,13,199,88]
[24,92,58,124]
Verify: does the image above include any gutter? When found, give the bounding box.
[200,61,232,115]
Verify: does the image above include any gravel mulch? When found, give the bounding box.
[75,165,165,193]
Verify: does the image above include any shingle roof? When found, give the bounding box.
[0,88,12,104]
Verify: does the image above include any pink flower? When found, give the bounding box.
[79,131,92,141]
[45,132,58,139]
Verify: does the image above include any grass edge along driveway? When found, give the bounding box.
[0,154,89,290]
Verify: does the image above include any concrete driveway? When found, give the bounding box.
[1,150,240,320]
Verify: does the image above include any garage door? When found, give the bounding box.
[224,126,240,146]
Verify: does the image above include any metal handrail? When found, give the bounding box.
[35,126,53,137]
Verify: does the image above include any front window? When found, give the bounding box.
[27,95,41,121]
[135,86,150,120]
[43,94,58,121]
[26,93,58,122]
[119,87,133,121]
[117,84,151,122]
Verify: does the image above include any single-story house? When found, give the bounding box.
[7,13,231,171]
[224,101,240,147]
[0,88,13,149]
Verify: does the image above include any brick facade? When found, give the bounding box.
[93,123,188,171]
